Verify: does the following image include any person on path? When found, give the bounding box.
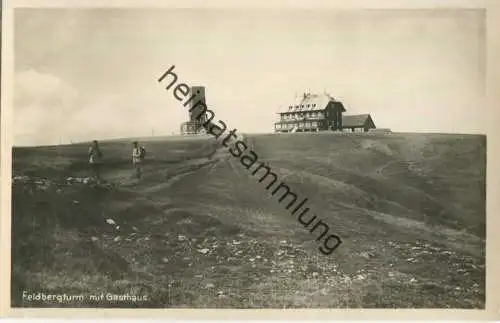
[88,140,103,184]
[132,141,145,179]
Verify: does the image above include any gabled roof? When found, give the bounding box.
[278,93,346,113]
[342,114,373,127]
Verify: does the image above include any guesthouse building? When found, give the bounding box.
[274,92,376,133]
[274,93,346,133]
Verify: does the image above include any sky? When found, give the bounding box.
[13,8,486,145]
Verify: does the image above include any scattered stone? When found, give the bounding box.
[132,226,138,232]
[91,236,99,242]
[232,240,241,245]
[106,219,116,225]
[162,258,168,263]
[360,251,375,260]
[72,200,80,204]
[113,236,121,242]
[312,272,319,277]
[178,235,187,241]
[115,226,120,230]
[198,248,210,254]
[205,283,215,288]
[409,278,418,283]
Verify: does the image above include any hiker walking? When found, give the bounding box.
[132,141,146,179]
[88,140,103,184]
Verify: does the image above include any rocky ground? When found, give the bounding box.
[11,133,486,308]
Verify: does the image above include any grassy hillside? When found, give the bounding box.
[10,132,486,308]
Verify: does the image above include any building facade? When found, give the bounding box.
[274,92,377,133]
[341,114,376,132]
[274,93,346,133]
[180,86,209,135]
